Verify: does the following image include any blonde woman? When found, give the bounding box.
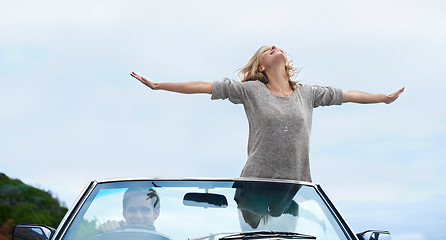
[130,45,404,182]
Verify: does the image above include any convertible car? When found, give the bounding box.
[13,178,390,240]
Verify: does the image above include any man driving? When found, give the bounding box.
[99,188,160,233]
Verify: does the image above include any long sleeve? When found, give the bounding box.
[311,85,343,108]
[211,78,247,104]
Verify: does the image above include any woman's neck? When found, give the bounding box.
[265,70,293,97]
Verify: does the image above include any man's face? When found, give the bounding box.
[122,194,159,228]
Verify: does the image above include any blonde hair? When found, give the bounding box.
[238,46,299,90]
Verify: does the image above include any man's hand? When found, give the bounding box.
[98,220,125,233]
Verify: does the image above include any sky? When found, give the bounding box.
[1,0,445,239]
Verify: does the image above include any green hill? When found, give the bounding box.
[0,173,68,240]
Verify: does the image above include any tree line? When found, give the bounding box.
[0,173,68,240]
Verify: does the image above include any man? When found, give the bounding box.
[99,188,160,233]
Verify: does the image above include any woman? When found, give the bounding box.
[130,45,404,181]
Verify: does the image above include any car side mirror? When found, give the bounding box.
[356,230,391,240]
[13,224,55,240]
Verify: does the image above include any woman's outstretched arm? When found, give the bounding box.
[131,72,213,94]
[342,87,404,104]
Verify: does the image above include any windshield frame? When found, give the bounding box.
[51,178,356,240]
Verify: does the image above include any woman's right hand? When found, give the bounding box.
[131,72,158,90]
[130,72,212,94]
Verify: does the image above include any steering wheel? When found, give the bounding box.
[92,228,171,240]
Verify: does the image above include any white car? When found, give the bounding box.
[13,178,390,240]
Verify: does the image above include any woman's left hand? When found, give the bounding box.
[343,87,405,104]
[384,87,405,104]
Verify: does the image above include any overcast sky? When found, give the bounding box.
[1,0,445,239]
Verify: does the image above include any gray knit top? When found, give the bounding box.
[211,79,343,181]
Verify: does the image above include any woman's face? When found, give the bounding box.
[258,45,287,71]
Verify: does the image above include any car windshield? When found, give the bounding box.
[61,180,348,240]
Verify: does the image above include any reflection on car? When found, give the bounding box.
[13,178,391,240]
